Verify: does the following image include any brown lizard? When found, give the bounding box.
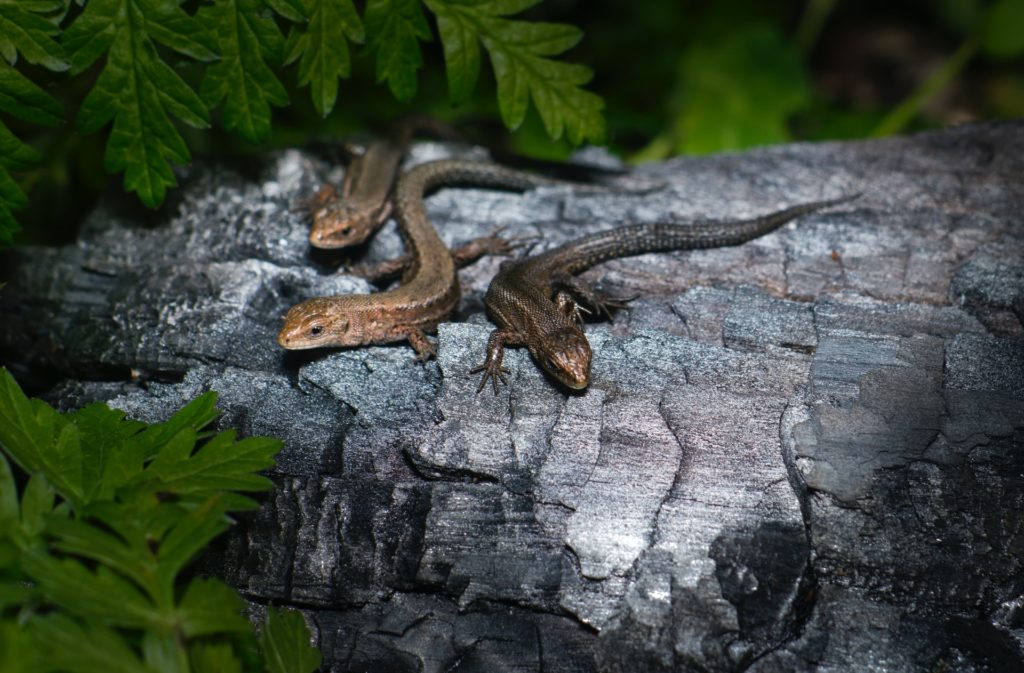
[473,194,859,392]
[305,135,406,249]
[305,118,625,252]
[278,160,566,358]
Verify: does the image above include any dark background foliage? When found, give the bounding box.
[5,0,1024,245]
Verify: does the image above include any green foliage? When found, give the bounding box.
[285,0,365,116]
[661,25,807,156]
[426,0,604,144]
[0,0,604,245]
[365,0,431,102]
[982,0,1024,58]
[64,0,217,208]
[261,606,323,673]
[0,368,320,672]
[200,0,290,142]
[0,1,67,244]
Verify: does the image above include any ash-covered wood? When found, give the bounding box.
[2,122,1022,672]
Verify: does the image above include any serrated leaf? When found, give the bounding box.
[982,0,1024,58]
[425,0,604,144]
[0,61,54,245]
[61,0,119,75]
[19,1,68,12]
[137,0,217,63]
[142,429,279,500]
[131,391,219,460]
[285,0,364,116]
[0,0,69,71]
[433,10,479,105]
[178,578,250,636]
[64,0,211,207]
[149,426,198,473]
[0,121,40,170]
[199,0,289,142]
[0,620,41,673]
[149,430,278,493]
[26,552,160,628]
[69,402,146,502]
[260,606,322,673]
[0,454,15,525]
[142,631,189,673]
[20,473,54,536]
[0,369,86,509]
[0,369,46,473]
[30,614,147,673]
[155,495,231,591]
[365,0,431,101]
[45,513,153,590]
[49,420,84,505]
[266,0,306,22]
[191,643,243,673]
[0,168,23,244]
[0,59,63,124]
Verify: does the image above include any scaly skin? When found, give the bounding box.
[474,194,859,392]
[306,117,624,252]
[307,137,405,249]
[279,159,562,358]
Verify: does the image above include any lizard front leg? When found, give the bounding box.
[470,328,520,394]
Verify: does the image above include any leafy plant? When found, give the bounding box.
[0,367,321,673]
[634,23,808,159]
[0,1,68,246]
[0,0,604,244]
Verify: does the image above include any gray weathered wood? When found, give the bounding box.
[1,122,1022,672]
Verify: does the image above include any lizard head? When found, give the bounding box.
[530,326,592,390]
[278,297,365,349]
[308,197,384,249]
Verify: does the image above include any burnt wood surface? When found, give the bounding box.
[1,122,1022,672]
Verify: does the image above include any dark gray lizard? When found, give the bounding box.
[473,194,859,392]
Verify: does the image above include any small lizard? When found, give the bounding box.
[278,160,565,358]
[306,135,406,249]
[473,194,859,392]
[305,118,625,251]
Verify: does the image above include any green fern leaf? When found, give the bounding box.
[199,0,290,142]
[364,0,432,101]
[284,0,365,116]
[63,0,217,208]
[266,0,307,22]
[426,0,605,144]
[0,0,69,71]
[0,1,65,245]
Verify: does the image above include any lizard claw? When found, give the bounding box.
[471,361,511,394]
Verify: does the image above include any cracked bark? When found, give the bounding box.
[1,123,1023,672]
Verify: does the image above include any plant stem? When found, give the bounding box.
[871,38,978,137]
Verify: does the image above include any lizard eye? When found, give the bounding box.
[340,226,352,236]
[544,357,559,372]
[309,324,324,337]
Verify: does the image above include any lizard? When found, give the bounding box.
[304,126,414,250]
[472,194,859,392]
[278,159,572,359]
[305,117,623,252]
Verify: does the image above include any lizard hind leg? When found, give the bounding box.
[403,327,438,361]
[555,291,589,325]
[551,272,630,321]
